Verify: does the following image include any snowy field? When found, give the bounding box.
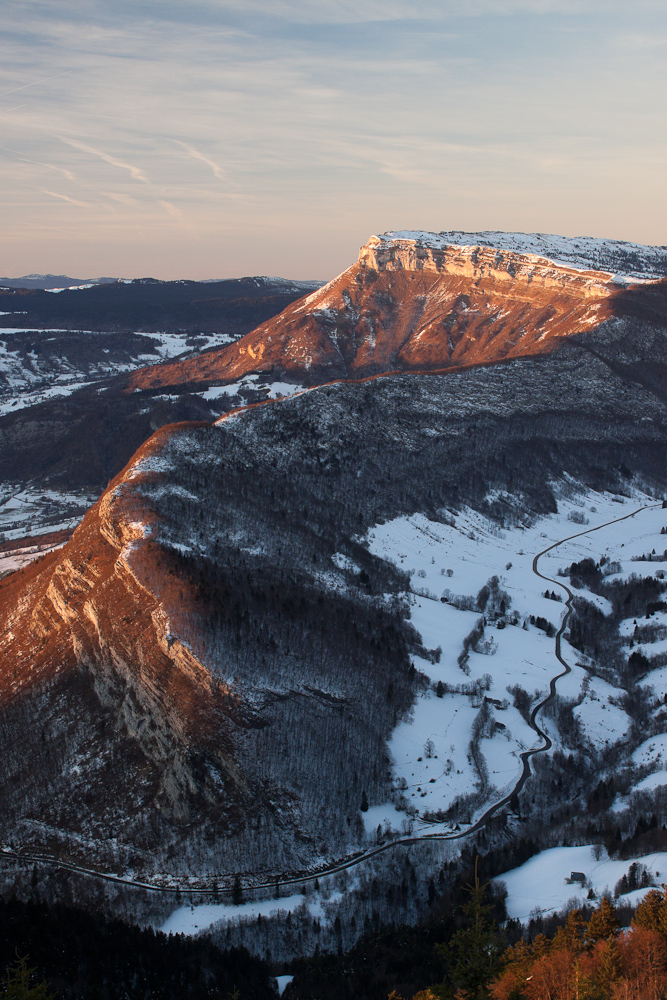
[161,887,341,937]
[632,734,667,769]
[0,486,96,542]
[0,329,236,415]
[641,664,667,701]
[201,374,305,403]
[0,536,69,578]
[364,489,665,832]
[496,844,667,922]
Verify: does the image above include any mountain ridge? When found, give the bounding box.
[385,230,667,280]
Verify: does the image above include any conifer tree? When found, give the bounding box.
[551,909,587,955]
[232,874,244,906]
[633,886,667,935]
[436,858,504,999]
[586,897,619,944]
[2,953,55,999]
[594,937,623,996]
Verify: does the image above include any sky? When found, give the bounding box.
[1,0,665,280]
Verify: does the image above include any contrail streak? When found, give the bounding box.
[0,145,76,181]
[0,72,70,99]
[42,188,90,207]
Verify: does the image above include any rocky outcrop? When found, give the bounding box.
[358,235,614,291]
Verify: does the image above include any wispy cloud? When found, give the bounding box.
[0,0,665,277]
[60,138,149,183]
[41,189,90,207]
[174,141,226,180]
[159,200,183,218]
[104,191,137,205]
[0,146,76,181]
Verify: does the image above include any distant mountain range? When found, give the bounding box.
[0,273,322,291]
[0,275,323,333]
[0,274,118,290]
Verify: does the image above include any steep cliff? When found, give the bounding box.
[0,425,250,828]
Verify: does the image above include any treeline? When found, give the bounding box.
[5,868,667,1000]
[488,891,667,1000]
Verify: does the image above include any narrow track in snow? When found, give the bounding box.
[2,502,660,899]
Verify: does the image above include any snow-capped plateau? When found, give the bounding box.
[381,230,667,282]
[128,229,667,397]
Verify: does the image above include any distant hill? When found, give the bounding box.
[0,275,323,333]
[0,274,117,290]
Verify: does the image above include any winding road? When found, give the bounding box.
[2,502,660,900]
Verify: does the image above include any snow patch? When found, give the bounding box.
[162,890,331,937]
[497,844,667,922]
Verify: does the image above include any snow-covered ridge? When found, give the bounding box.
[207,276,323,292]
[360,236,614,292]
[369,230,667,283]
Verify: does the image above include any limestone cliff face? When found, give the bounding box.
[358,235,614,293]
[125,233,629,394]
[0,429,249,818]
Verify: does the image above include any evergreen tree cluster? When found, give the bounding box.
[287,865,667,1000]
[0,898,275,999]
[486,891,667,1000]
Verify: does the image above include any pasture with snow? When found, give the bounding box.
[365,490,667,832]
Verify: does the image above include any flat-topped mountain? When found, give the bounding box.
[388,229,667,281]
[126,231,667,394]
